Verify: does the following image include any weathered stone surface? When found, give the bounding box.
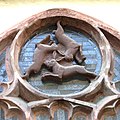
[0,8,120,120]
[19,27,100,96]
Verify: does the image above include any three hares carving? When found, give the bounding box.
[22,21,97,83]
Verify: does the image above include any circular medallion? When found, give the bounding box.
[9,15,113,98]
[19,27,101,95]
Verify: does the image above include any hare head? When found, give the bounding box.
[44,59,56,67]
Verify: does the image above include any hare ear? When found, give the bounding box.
[40,35,50,44]
[75,46,86,64]
[46,35,50,40]
[52,51,64,61]
[53,51,57,59]
[56,57,64,61]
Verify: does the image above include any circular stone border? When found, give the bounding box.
[10,9,113,99]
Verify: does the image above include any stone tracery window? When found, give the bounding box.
[0,8,120,120]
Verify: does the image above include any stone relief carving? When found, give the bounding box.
[52,21,86,64]
[0,8,120,120]
[42,59,96,83]
[22,35,58,79]
[22,21,97,83]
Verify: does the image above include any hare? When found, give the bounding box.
[52,21,86,63]
[42,59,97,83]
[22,35,58,80]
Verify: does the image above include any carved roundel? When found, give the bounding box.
[0,8,120,120]
[19,26,101,96]
[10,16,113,98]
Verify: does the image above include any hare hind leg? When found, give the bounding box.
[75,66,97,79]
